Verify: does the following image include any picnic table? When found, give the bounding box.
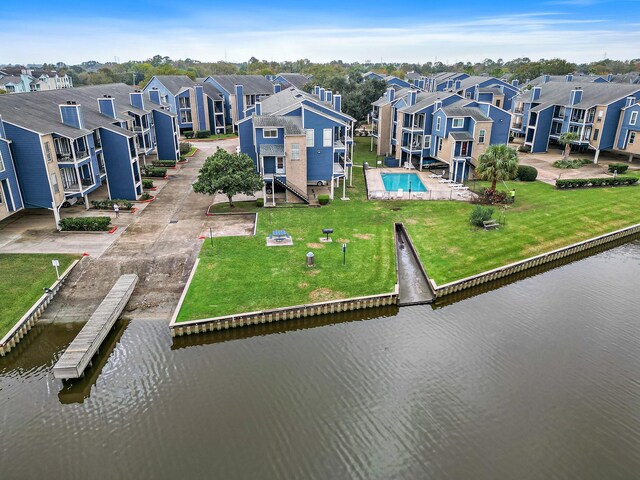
[270,230,289,242]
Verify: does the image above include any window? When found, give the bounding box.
[0,149,4,172]
[276,157,285,171]
[593,129,599,141]
[631,111,638,125]
[436,117,441,131]
[180,111,192,123]
[323,128,332,147]
[478,129,486,143]
[50,173,59,194]
[465,92,471,99]
[44,142,53,163]
[495,99,501,108]
[597,110,603,122]
[423,135,431,149]
[178,96,190,109]
[452,118,464,128]
[438,138,443,151]
[630,132,636,145]
[263,129,277,138]
[291,143,300,160]
[306,129,314,147]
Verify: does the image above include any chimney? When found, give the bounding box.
[235,84,245,121]
[625,96,635,108]
[59,102,84,129]
[387,87,395,102]
[455,80,462,90]
[569,87,583,105]
[314,85,320,95]
[274,83,281,94]
[333,94,342,112]
[434,98,442,111]
[326,90,333,103]
[98,96,117,118]
[255,101,262,116]
[447,80,453,89]
[474,84,480,101]
[408,90,417,107]
[566,74,573,82]
[0,114,6,140]
[525,78,530,85]
[543,74,550,84]
[532,86,542,101]
[148,89,161,105]
[512,79,519,88]
[130,91,144,109]
[319,88,326,102]
[607,73,613,82]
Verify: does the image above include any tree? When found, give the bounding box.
[193,148,263,207]
[0,88,7,95]
[476,145,519,192]
[558,132,579,159]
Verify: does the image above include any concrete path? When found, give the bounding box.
[40,139,239,323]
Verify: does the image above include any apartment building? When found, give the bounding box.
[0,67,73,93]
[0,117,23,221]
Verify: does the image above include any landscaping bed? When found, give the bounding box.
[0,254,77,338]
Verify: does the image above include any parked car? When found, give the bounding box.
[307,180,328,187]
[61,196,84,208]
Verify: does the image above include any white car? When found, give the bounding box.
[307,180,328,187]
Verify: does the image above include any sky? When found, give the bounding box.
[2,0,640,65]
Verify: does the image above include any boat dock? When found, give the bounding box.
[53,274,138,380]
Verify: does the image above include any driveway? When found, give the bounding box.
[39,138,239,323]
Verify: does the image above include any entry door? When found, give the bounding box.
[275,157,285,174]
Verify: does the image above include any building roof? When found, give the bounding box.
[275,73,311,89]
[441,105,491,121]
[405,71,420,81]
[201,84,223,101]
[0,75,22,85]
[0,83,171,139]
[209,75,274,95]
[518,82,640,111]
[259,144,285,156]
[253,115,305,135]
[526,74,605,88]
[449,131,475,141]
[151,75,196,95]
[372,87,413,107]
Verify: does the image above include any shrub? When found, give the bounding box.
[142,179,154,189]
[318,194,330,205]
[184,131,194,139]
[140,192,154,201]
[556,176,638,189]
[471,188,509,205]
[256,197,264,207]
[59,216,111,231]
[469,206,494,227]
[518,144,531,153]
[608,163,629,174]
[141,166,167,177]
[91,199,132,210]
[553,159,587,169]
[152,160,176,167]
[195,130,210,139]
[517,165,538,182]
[179,142,192,155]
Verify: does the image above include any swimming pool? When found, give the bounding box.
[381,173,428,192]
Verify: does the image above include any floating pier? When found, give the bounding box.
[53,274,138,380]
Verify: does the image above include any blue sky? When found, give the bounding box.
[2,0,639,64]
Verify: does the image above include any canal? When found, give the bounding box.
[1,241,640,479]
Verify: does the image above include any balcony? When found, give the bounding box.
[513,107,524,114]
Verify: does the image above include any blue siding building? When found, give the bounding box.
[0,116,24,221]
[238,87,355,205]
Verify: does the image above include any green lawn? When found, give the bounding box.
[177,137,640,321]
[0,254,77,338]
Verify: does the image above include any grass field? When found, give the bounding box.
[0,254,77,338]
[177,137,640,321]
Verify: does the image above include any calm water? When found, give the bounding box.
[381,173,428,192]
[1,242,640,479]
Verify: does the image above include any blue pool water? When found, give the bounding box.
[381,173,428,192]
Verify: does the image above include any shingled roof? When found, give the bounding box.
[209,75,274,95]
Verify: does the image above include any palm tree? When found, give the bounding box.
[559,132,579,159]
[476,144,519,192]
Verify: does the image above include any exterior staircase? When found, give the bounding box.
[274,177,309,204]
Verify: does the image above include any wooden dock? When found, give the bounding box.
[53,274,138,380]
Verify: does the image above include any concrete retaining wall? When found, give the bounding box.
[0,259,81,357]
[430,223,640,298]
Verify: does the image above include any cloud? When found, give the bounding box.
[0,12,637,64]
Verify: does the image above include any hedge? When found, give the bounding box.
[556,176,638,189]
[517,165,538,182]
[318,194,330,205]
[152,160,176,167]
[608,163,629,174]
[194,130,210,139]
[184,131,194,139]
[91,199,133,210]
[142,166,167,177]
[142,179,154,189]
[59,216,111,231]
[256,198,264,207]
[140,192,154,201]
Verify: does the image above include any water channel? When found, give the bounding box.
[1,241,640,479]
